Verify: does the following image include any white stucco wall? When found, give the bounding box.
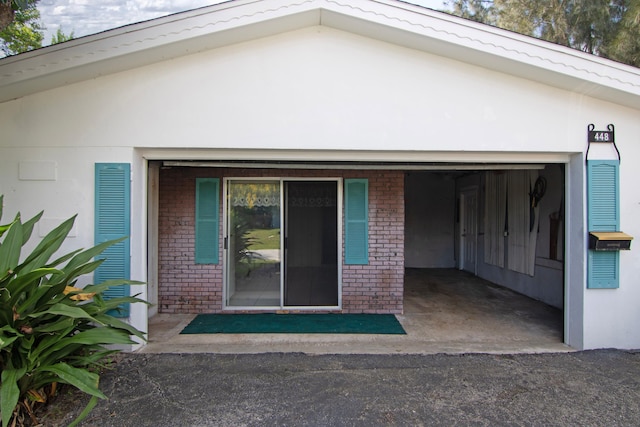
[582,122,640,350]
[0,27,596,155]
[1,25,639,349]
[0,147,148,348]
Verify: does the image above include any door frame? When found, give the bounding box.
[459,186,478,274]
[222,176,343,310]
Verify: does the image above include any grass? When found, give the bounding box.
[234,258,277,278]
[247,228,280,250]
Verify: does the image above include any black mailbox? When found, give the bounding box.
[589,232,633,251]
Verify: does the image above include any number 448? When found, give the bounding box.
[594,132,611,141]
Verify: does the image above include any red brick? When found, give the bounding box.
[158,168,404,314]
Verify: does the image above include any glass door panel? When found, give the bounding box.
[285,181,338,306]
[226,180,281,307]
[225,179,339,309]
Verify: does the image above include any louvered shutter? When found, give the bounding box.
[587,160,620,289]
[195,178,220,264]
[94,163,131,316]
[345,179,368,265]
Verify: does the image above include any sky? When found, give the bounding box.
[38,0,448,45]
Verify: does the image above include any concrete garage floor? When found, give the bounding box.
[140,268,571,354]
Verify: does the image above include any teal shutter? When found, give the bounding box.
[345,179,368,265]
[195,178,220,264]
[94,163,131,317]
[587,160,620,289]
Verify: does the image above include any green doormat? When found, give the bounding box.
[180,314,406,335]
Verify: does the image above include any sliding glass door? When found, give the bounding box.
[225,179,339,309]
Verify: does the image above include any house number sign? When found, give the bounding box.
[586,123,620,162]
[588,124,614,143]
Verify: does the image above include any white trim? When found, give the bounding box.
[164,161,548,170]
[146,163,160,318]
[129,153,150,349]
[564,154,585,349]
[145,148,571,164]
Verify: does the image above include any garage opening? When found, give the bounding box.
[404,165,565,343]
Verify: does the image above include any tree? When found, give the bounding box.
[445,0,495,23]
[51,27,74,45]
[0,0,38,31]
[445,0,639,67]
[0,5,42,55]
[606,0,640,66]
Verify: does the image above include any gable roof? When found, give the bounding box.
[1,0,640,108]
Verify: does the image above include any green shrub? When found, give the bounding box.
[0,195,146,427]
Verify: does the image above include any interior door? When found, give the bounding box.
[459,188,478,274]
[285,181,338,306]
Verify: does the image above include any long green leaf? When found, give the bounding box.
[66,349,118,368]
[17,215,76,274]
[0,334,18,351]
[0,219,23,278]
[68,395,100,427]
[20,211,43,248]
[30,303,100,324]
[37,328,134,365]
[0,224,11,236]
[91,296,147,316]
[45,260,104,288]
[83,279,145,295]
[38,363,106,399]
[27,324,76,364]
[32,316,75,333]
[45,248,82,270]
[0,302,12,325]
[63,236,127,273]
[40,327,134,356]
[93,313,146,341]
[6,268,62,304]
[63,327,136,346]
[14,283,58,316]
[30,282,69,312]
[1,366,27,427]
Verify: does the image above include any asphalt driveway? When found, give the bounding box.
[51,349,640,426]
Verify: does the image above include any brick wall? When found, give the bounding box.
[158,168,404,314]
[158,168,224,313]
[342,171,405,314]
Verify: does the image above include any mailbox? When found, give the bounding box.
[589,232,633,251]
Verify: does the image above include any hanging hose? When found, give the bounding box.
[529,176,547,231]
[530,176,547,208]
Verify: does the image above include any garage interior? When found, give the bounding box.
[145,163,566,353]
[402,165,565,346]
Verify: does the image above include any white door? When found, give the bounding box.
[459,188,478,274]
